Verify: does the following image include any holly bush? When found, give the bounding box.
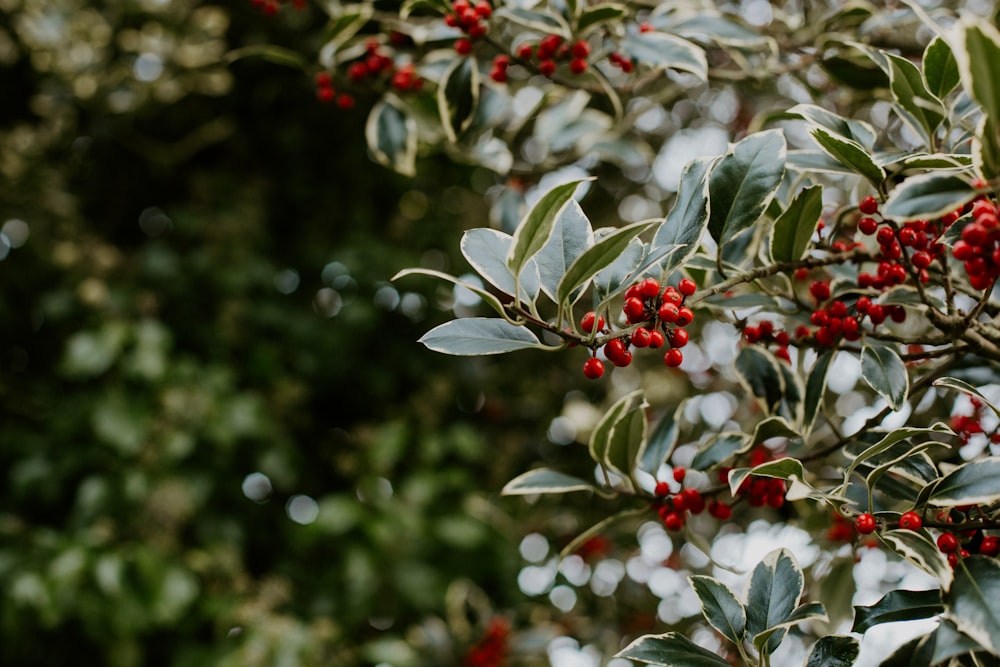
[252,0,1000,664]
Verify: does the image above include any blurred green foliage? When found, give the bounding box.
[0,2,607,664]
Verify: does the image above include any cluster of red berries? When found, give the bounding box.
[462,617,510,667]
[936,507,1000,567]
[741,319,792,363]
[313,72,355,108]
[250,0,304,16]
[794,278,906,348]
[652,467,727,531]
[853,509,922,536]
[580,277,697,379]
[515,35,591,77]
[855,195,950,287]
[950,396,1000,447]
[728,447,787,509]
[448,0,492,54]
[953,197,1000,290]
[827,512,856,542]
[345,40,424,92]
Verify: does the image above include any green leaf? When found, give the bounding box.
[728,458,805,497]
[577,3,628,34]
[589,391,646,482]
[745,549,804,654]
[882,172,978,222]
[852,588,943,633]
[786,104,876,146]
[945,556,1000,655]
[437,56,479,144]
[691,432,751,471]
[400,0,451,19]
[842,424,953,488]
[556,220,657,305]
[638,403,682,476]
[669,14,772,48]
[494,7,571,37]
[886,52,945,146]
[751,416,800,445]
[923,36,960,99]
[954,19,1000,123]
[753,603,827,655]
[621,32,709,80]
[689,576,747,645]
[735,346,785,414]
[224,45,307,69]
[365,95,418,177]
[651,156,713,277]
[803,352,833,434]
[861,343,909,411]
[418,318,543,355]
[501,468,597,495]
[508,180,587,286]
[615,632,731,666]
[391,268,506,317]
[461,228,538,301]
[559,507,648,558]
[930,457,1000,507]
[804,635,860,667]
[592,236,644,304]
[769,184,823,263]
[929,618,987,664]
[321,3,374,51]
[974,115,1000,180]
[707,130,786,248]
[933,377,1000,420]
[810,127,886,188]
[879,529,953,589]
[532,200,593,303]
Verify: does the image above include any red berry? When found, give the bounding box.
[911,250,932,269]
[474,0,491,17]
[877,226,895,246]
[605,338,630,366]
[670,328,689,348]
[678,278,697,296]
[648,330,665,349]
[569,58,588,74]
[639,277,660,299]
[490,67,508,83]
[671,492,687,511]
[315,71,333,87]
[624,296,646,323]
[858,217,878,235]
[980,535,999,557]
[654,481,670,497]
[662,288,682,306]
[809,280,830,301]
[631,327,652,347]
[571,40,590,58]
[937,532,959,554]
[336,93,355,109]
[675,307,694,327]
[538,59,556,76]
[859,196,879,215]
[663,511,685,532]
[899,511,922,531]
[583,357,605,379]
[580,311,604,333]
[516,43,534,59]
[454,38,473,54]
[708,500,732,520]
[855,513,877,534]
[316,86,335,103]
[683,488,705,514]
[672,467,686,483]
[658,302,679,323]
[664,348,683,367]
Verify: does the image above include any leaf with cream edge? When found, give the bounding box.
[418,318,545,355]
[533,200,594,303]
[745,549,806,655]
[945,556,1000,656]
[461,228,539,302]
[508,180,589,289]
[615,632,731,666]
[803,635,860,667]
[650,156,713,278]
[882,172,978,222]
[556,220,657,304]
[621,32,709,80]
[365,95,417,177]
[809,127,885,188]
[391,268,507,317]
[437,55,479,144]
[929,457,1000,507]
[501,468,597,495]
[770,184,823,263]
[861,342,909,411]
[689,576,747,645]
[879,529,953,589]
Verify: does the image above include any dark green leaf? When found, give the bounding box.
[707,130,786,248]
[621,32,708,80]
[534,200,594,302]
[494,7,571,37]
[589,391,645,482]
[556,220,656,304]
[224,45,307,69]
[577,3,628,34]
[882,172,978,222]
[886,53,944,146]
[861,343,908,411]
[930,457,1000,507]
[735,346,785,414]
[461,228,538,301]
[651,156,713,277]
[728,458,805,497]
[501,468,597,495]
[746,548,804,654]
[975,115,1000,180]
[321,4,374,50]
[365,95,418,177]
[810,127,885,188]
[852,588,943,633]
[945,556,1000,655]
[786,104,876,146]
[690,576,747,645]
[842,424,953,487]
[419,318,543,355]
[804,635,860,667]
[616,632,731,666]
[955,20,1000,122]
[592,237,644,303]
[751,416,799,445]
[752,603,825,656]
[639,403,682,476]
[804,352,833,434]
[508,180,587,284]
[787,150,859,175]
[879,529,953,588]
[437,56,479,143]
[770,184,823,263]
[930,618,986,664]
[691,433,750,471]
[923,36,960,99]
